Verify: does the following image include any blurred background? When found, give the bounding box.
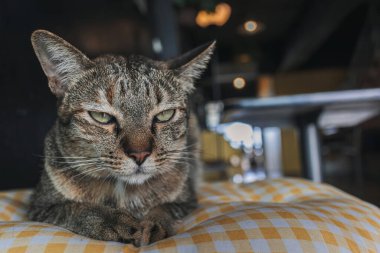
[1,0,380,206]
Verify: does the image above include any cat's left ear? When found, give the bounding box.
[167,41,215,92]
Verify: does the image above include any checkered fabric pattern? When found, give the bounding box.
[0,178,379,252]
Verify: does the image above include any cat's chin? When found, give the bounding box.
[119,173,153,185]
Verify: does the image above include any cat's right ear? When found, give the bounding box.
[166,41,215,93]
[31,30,94,97]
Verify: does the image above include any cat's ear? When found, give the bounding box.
[31,30,94,97]
[167,41,215,92]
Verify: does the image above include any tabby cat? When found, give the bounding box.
[28,30,214,246]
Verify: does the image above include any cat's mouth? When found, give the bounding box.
[118,164,152,177]
[135,167,145,174]
[118,166,154,184]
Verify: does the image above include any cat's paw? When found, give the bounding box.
[133,213,175,247]
[103,211,140,243]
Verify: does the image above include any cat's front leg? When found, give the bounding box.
[28,201,140,243]
[135,201,197,246]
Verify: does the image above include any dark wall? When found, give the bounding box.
[1,0,57,189]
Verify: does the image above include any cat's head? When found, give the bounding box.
[32,30,214,184]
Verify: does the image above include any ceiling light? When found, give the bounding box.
[233,77,246,89]
[196,3,231,28]
[152,38,163,53]
[238,19,264,35]
[244,20,258,32]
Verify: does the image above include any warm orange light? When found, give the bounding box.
[196,3,231,28]
[258,75,274,97]
[233,77,246,89]
[237,53,252,63]
[244,20,258,32]
[238,19,264,35]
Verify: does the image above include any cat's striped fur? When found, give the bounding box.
[28,30,214,246]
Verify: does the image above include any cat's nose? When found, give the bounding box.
[122,137,153,165]
[127,151,151,166]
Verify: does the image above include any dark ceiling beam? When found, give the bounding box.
[279,0,367,72]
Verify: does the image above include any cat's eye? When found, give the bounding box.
[89,111,114,124]
[155,109,175,123]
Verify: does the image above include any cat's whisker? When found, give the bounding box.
[52,159,102,164]
[100,156,123,161]
[43,156,94,160]
[156,144,198,156]
[161,156,196,162]
[169,163,191,168]
[167,145,199,152]
[156,165,180,176]
[60,168,99,182]
[98,171,114,192]
[57,166,106,187]
[162,149,196,154]
[154,159,193,166]
[58,165,105,183]
[61,162,99,170]
[102,165,122,171]
[70,167,110,182]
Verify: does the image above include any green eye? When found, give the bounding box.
[89,111,114,124]
[155,109,175,123]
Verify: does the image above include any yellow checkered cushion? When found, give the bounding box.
[0,178,379,252]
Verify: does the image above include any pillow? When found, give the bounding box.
[0,178,379,252]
